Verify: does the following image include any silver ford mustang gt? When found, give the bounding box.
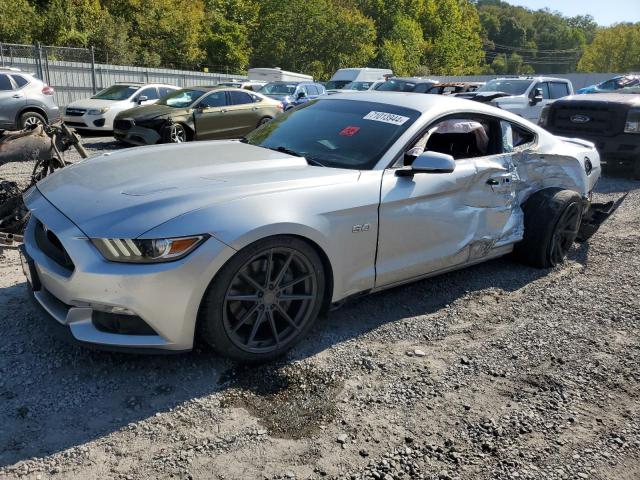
[21,92,603,361]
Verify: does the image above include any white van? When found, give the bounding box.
[325,68,393,92]
[248,68,313,83]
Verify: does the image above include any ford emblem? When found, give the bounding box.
[570,114,591,123]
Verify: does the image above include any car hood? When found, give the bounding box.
[116,103,186,121]
[35,141,360,239]
[555,93,640,106]
[66,98,132,110]
[264,94,292,102]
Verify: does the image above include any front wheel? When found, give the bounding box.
[198,236,326,363]
[514,188,583,268]
[257,116,272,127]
[165,123,188,143]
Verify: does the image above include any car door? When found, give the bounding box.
[0,74,24,128]
[375,114,520,288]
[527,82,551,122]
[192,90,230,140]
[225,90,262,137]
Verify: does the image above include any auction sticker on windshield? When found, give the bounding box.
[363,111,410,126]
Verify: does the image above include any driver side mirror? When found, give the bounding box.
[396,151,455,177]
[297,91,306,99]
[530,88,543,106]
[136,95,148,105]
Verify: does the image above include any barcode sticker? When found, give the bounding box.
[363,111,409,125]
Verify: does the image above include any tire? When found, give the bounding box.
[19,111,46,129]
[257,116,272,128]
[514,188,583,268]
[198,236,326,363]
[164,123,188,143]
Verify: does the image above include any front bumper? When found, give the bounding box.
[113,125,161,145]
[62,113,111,131]
[22,187,236,352]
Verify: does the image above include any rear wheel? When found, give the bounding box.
[257,116,272,128]
[19,111,46,129]
[198,236,325,363]
[514,188,583,268]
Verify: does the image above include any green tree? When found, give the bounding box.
[251,0,376,79]
[201,0,258,73]
[0,0,39,43]
[578,23,640,72]
[421,0,485,75]
[376,14,425,76]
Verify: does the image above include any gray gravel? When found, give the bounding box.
[0,137,638,479]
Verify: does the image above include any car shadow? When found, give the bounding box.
[0,248,574,467]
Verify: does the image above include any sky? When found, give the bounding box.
[504,0,640,26]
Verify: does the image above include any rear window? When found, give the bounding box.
[549,82,570,99]
[245,99,420,170]
[10,75,28,88]
[375,80,417,92]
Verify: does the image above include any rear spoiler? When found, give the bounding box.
[556,136,596,149]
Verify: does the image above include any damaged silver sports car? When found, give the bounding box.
[21,92,612,361]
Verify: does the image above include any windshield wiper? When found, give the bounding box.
[304,156,326,167]
[267,146,302,157]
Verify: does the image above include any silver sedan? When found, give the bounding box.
[21,92,602,362]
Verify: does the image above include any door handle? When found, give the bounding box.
[221,109,228,113]
[486,178,500,186]
[12,94,23,99]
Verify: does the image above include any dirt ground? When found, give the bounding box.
[0,137,638,480]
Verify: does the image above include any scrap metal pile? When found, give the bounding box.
[0,123,87,236]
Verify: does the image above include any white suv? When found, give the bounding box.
[62,82,179,131]
[467,76,574,123]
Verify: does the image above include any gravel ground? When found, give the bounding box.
[0,137,638,480]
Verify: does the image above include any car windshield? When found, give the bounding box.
[259,83,297,95]
[344,81,375,91]
[375,80,418,92]
[92,85,140,101]
[156,89,204,108]
[245,99,420,170]
[476,79,531,95]
[325,80,351,90]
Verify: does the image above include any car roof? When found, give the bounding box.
[492,76,570,83]
[325,91,533,119]
[387,77,438,84]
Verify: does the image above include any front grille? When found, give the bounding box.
[114,119,134,131]
[65,108,86,117]
[34,219,75,272]
[550,103,627,137]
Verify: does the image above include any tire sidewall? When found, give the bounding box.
[198,236,326,363]
[19,112,46,129]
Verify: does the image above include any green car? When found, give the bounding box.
[113,86,283,145]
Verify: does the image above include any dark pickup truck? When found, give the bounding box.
[540,93,640,179]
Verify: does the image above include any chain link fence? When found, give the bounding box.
[0,42,247,106]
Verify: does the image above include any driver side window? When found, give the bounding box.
[199,91,227,108]
[399,116,499,166]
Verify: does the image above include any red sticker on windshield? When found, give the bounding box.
[339,126,360,137]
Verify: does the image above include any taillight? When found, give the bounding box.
[42,86,54,95]
[277,102,284,111]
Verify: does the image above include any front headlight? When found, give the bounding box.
[91,235,208,263]
[87,107,110,115]
[624,108,640,133]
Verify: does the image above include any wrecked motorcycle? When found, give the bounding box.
[0,123,87,235]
